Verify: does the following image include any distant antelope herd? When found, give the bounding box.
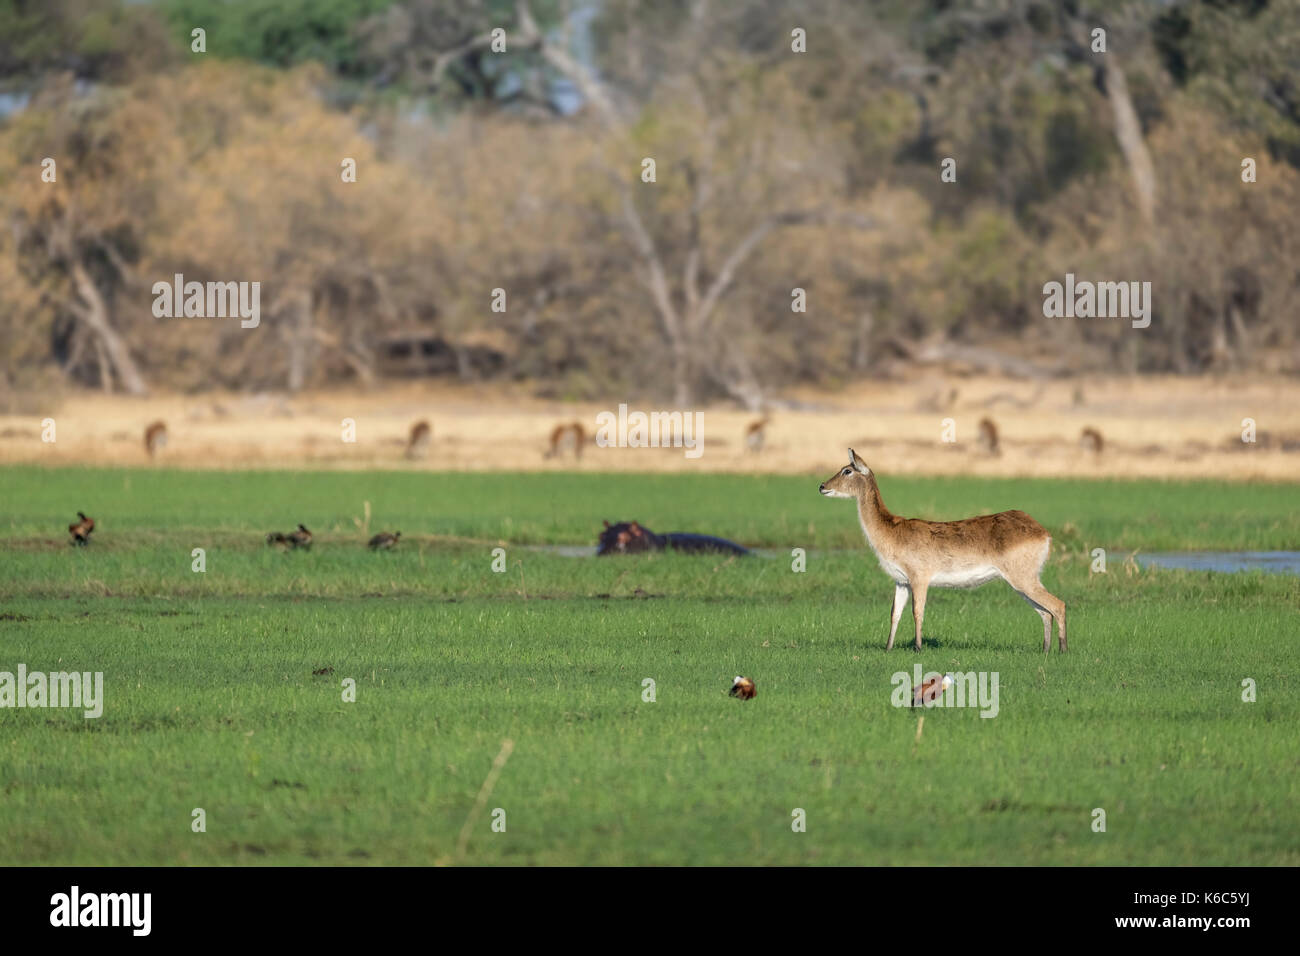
[967,416,1103,460]
[116,407,1106,468]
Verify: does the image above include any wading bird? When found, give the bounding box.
[368,531,401,550]
[267,524,313,549]
[913,673,954,706]
[729,676,756,700]
[68,511,95,546]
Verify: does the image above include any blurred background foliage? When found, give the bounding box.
[0,0,1297,404]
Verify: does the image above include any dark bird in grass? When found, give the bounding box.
[368,531,401,550]
[267,524,312,549]
[729,676,757,700]
[68,511,95,546]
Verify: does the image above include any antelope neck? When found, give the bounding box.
[855,474,895,539]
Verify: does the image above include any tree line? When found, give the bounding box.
[1,0,1297,408]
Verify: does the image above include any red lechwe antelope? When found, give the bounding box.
[406,420,432,460]
[818,449,1066,652]
[544,422,585,460]
[976,417,1000,456]
[744,415,770,453]
[143,420,168,458]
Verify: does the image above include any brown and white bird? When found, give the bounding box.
[368,531,401,550]
[729,676,757,700]
[68,511,95,546]
[912,673,954,707]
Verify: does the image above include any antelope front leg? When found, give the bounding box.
[886,583,909,651]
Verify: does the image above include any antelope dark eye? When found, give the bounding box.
[842,468,851,476]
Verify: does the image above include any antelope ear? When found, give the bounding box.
[849,448,870,474]
[603,520,610,528]
[630,521,641,531]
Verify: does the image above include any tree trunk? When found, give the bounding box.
[854,311,874,370]
[69,259,148,395]
[94,337,112,393]
[1101,58,1157,228]
[286,291,313,392]
[672,341,693,407]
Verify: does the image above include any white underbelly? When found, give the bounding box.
[873,556,1001,589]
[930,566,1001,589]
[867,533,1003,589]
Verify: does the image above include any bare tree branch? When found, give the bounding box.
[620,192,683,347]
[694,209,876,331]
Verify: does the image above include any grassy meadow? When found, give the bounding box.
[1,465,1297,865]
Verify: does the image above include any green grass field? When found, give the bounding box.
[1,465,1297,865]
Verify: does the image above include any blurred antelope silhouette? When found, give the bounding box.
[406,420,432,460]
[744,415,770,453]
[976,418,1001,456]
[144,420,168,458]
[544,422,585,460]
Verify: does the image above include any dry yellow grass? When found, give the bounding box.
[3,375,1297,481]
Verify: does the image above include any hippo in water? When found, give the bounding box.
[596,520,749,557]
